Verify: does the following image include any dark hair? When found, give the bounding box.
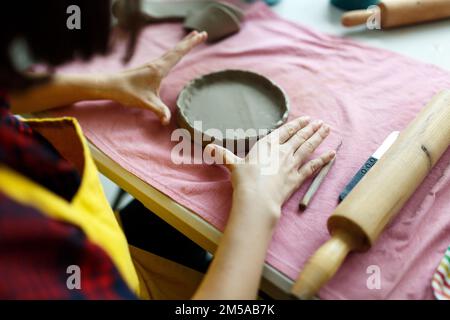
[0,0,141,90]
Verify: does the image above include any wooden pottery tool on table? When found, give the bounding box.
[342,0,450,28]
[299,141,342,211]
[291,90,450,299]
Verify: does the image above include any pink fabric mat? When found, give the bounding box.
[50,3,450,299]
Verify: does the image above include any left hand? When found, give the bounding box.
[205,116,334,223]
[107,31,207,125]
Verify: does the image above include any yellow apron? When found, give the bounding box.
[0,117,203,299]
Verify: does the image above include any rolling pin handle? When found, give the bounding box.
[291,229,356,299]
[341,10,373,27]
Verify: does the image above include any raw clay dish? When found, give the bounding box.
[176,69,289,153]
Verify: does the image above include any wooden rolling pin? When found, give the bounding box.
[291,90,450,299]
[342,0,450,28]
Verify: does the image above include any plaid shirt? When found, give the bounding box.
[0,91,136,299]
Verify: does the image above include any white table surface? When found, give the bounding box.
[272,0,450,71]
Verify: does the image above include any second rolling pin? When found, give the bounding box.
[342,0,450,28]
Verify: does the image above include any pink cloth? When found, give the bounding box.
[51,3,450,299]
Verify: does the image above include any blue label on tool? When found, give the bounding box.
[338,156,378,202]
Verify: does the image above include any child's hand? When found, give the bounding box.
[205,116,335,223]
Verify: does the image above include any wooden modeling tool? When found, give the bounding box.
[291,90,450,299]
[299,141,342,211]
[342,0,450,28]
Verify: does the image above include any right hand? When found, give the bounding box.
[106,31,207,125]
[205,116,335,222]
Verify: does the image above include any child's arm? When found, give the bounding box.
[9,31,207,125]
[193,117,335,299]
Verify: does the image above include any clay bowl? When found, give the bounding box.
[176,69,289,155]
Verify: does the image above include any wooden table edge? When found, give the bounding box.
[89,142,295,299]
